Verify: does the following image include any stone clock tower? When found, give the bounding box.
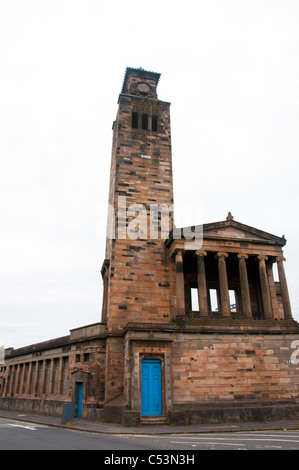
[102,67,175,402]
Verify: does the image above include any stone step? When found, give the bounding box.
[140,416,168,426]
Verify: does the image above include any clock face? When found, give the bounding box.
[137,82,150,94]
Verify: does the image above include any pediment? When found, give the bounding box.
[71,368,90,376]
[166,215,286,251]
[202,218,286,246]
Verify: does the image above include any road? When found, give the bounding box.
[1,417,299,451]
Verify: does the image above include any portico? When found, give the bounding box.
[167,214,292,321]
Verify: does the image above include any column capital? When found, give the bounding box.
[257,254,268,261]
[195,250,207,257]
[276,255,286,263]
[237,253,249,260]
[173,248,185,257]
[216,252,229,259]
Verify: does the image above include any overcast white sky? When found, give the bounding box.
[0,0,298,349]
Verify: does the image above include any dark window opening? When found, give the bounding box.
[142,113,148,130]
[132,112,138,129]
[132,112,156,131]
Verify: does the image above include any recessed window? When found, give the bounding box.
[142,113,148,130]
[132,112,138,129]
[132,112,157,131]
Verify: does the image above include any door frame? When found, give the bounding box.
[129,340,173,418]
[76,381,83,419]
[140,356,164,417]
[71,369,89,419]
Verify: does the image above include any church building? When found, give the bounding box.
[1,67,299,425]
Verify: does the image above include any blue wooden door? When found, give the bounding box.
[77,382,83,419]
[141,359,162,416]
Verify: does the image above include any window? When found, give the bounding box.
[132,112,158,131]
[142,113,148,130]
[132,112,138,129]
[75,354,81,363]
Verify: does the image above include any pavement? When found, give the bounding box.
[0,408,299,435]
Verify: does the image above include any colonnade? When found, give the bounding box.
[174,250,292,320]
[1,356,69,398]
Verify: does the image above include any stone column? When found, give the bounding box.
[18,364,24,395]
[14,364,21,396]
[20,363,26,394]
[276,255,292,319]
[266,259,280,319]
[196,250,208,316]
[58,357,64,395]
[175,250,185,315]
[26,362,32,395]
[40,360,47,395]
[34,361,42,396]
[257,255,273,319]
[9,365,16,396]
[49,359,55,394]
[4,366,11,396]
[237,254,252,318]
[216,252,230,317]
[2,368,7,397]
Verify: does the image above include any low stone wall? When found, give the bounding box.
[0,397,104,421]
[169,400,299,425]
[0,397,65,417]
[2,397,299,427]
